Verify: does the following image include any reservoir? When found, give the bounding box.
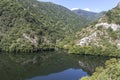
[0,51,110,80]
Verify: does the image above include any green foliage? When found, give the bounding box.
[101,7,120,24]
[106,27,118,40]
[81,58,120,80]
[68,45,120,57]
[0,0,88,52]
[97,26,103,30]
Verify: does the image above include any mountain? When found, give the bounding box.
[72,9,103,21]
[0,0,88,52]
[62,2,120,57]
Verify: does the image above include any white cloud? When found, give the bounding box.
[83,8,90,11]
[71,8,79,11]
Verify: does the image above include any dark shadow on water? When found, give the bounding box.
[0,51,111,80]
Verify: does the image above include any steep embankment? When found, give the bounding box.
[0,0,88,52]
[61,2,120,57]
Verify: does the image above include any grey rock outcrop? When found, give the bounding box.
[95,23,120,31]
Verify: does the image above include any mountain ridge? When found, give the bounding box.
[72,9,103,21]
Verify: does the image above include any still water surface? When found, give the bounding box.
[30,68,87,80]
[0,51,110,80]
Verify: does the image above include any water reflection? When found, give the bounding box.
[30,68,87,80]
[0,51,110,80]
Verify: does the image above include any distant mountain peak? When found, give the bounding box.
[72,9,103,21]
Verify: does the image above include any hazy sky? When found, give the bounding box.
[38,0,120,12]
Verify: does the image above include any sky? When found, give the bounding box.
[38,0,120,12]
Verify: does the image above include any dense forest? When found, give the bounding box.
[0,0,88,52]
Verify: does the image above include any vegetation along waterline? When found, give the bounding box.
[0,51,112,80]
[81,58,120,80]
[0,0,120,80]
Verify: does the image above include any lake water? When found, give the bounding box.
[0,51,110,80]
[30,68,87,80]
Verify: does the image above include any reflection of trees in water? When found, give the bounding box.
[0,52,110,80]
[76,55,110,74]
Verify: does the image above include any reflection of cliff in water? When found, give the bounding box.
[0,51,110,80]
[74,55,110,74]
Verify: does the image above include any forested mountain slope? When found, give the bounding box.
[0,0,88,52]
[61,2,120,57]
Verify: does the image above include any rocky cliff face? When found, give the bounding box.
[76,24,120,49]
[95,23,120,31]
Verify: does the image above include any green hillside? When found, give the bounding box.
[0,0,88,52]
[81,58,120,80]
[60,2,120,57]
